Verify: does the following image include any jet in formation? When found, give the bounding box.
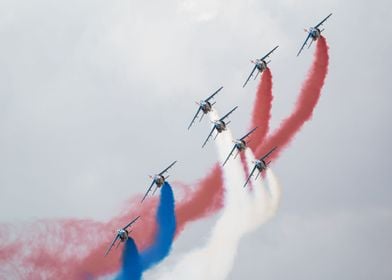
[141,161,177,203]
[243,147,277,187]
[222,127,258,166]
[243,46,279,88]
[188,86,223,130]
[297,13,332,56]
[202,106,238,148]
[104,216,140,256]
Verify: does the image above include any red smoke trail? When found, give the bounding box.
[241,67,273,181]
[0,37,329,279]
[255,36,329,159]
[248,67,273,151]
[73,167,223,278]
[0,168,224,279]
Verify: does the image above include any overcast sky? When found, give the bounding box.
[0,0,391,279]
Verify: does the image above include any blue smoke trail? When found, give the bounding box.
[117,238,142,280]
[118,182,176,279]
[140,182,176,270]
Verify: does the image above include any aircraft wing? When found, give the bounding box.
[188,107,202,130]
[104,235,119,257]
[243,65,257,88]
[141,180,155,203]
[123,215,141,230]
[297,33,312,56]
[205,86,223,102]
[202,126,216,148]
[240,127,258,141]
[260,146,277,161]
[222,145,237,166]
[243,165,258,188]
[152,185,159,195]
[159,161,177,175]
[220,106,238,122]
[260,45,279,61]
[315,13,332,29]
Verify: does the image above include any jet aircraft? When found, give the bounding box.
[243,46,278,88]
[104,216,140,256]
[243,147,277,187]
[297,13,332,56]
[188,87,223,130]
[222,127,258,166]
[141,161,177,203]
[202,106,238,148]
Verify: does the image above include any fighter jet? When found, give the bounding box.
[104,216,140,257]
[141,161,177,203]
[202,106,238,148]
[222,127,258,166]
[243,46,278,88]
[243,147,277,187]
[188,86,223,130]
[297,13,332,56]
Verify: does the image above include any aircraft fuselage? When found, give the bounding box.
[309,27,321,40]
[255,159,267,172]
[154,174,165,187]
[214,120,226,133]
[255,59,268,72]
[235,139,246,151]
[200,100,212,114]
[117,229,129,242]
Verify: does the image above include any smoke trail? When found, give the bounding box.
[117,182,176,279]
[117,238,142,280]
[0,37,327,279]
[152,112,281,280]
[255,36,329,159]
[248,67,273,151]
[140,182,176,270]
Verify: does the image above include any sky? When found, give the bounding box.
[0,0,392,279]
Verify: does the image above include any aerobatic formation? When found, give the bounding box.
[0,13,332,279]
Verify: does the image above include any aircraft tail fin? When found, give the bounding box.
[308,39,313,49]
[199,112,205,122]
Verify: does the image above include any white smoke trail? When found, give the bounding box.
[152,110,281,280]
